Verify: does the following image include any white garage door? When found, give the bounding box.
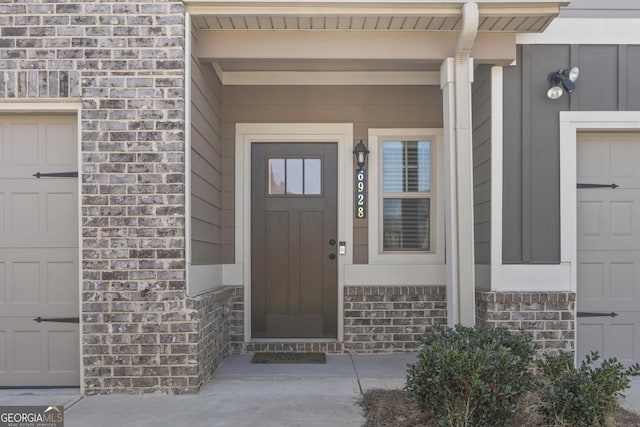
[0,115,79,387]
[577,133,640,367]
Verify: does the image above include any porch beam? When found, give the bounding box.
[193,30,516,65]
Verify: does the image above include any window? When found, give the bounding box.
[268,158,322,195]
[382,140,432,252]
[368,128,444,266]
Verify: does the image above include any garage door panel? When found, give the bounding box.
[0,182,77,248]
[10,125,40,167]
[48,261,77,304]
[578,251,640,309]
[10,192,40,236]
[0,331,6,373]
[610,262,636,299]
[611,323,635,363]
[578,190,640,250]
[0,250,78,315]
[44,123,76,167]
[12,262,40,304]
[48,330,79,373]
[13,330,41,372]
[0,114,79,387]
[578,262,605,300]
[578,323,605,357]
[578,133,640,367]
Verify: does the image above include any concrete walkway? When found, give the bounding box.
[0,354,415,427]
[2,353,640,427]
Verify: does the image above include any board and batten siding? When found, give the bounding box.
[502,44,640,264]
[220,85,443,264]
[472,65,492,267]
[560,0,640,18]
[190,28,223,265]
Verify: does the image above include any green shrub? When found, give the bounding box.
[537,351,640,426]
[405,325,536,427]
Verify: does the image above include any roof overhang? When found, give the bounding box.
[186,1,570,32]
[185,1,570,82]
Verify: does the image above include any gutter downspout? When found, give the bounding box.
[445,2,479,326]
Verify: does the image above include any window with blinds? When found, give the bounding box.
[381,140,432,251]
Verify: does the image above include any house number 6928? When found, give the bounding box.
[355,169,366,219]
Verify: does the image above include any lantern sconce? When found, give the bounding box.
[353,139,369,170]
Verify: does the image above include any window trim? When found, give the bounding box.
[368,128,445,265]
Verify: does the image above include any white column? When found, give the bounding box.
[441,55,476,326]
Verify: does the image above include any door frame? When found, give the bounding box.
[235,123,353,342]
[0,102,83,391]
[559,111,640,363]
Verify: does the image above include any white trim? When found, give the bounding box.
[488,65,576,291]
[0,100,82,112]
[219,71,440,86]
[367,128,445,267]
[345,264,445,286]
[517,18,640,45]
[235,123,353,342]
[489,66,503,290]
[185,12,194,290]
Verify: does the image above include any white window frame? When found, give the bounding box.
[368,128,445,265]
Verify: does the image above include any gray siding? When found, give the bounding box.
[502,44,640,264]
[560,0,640,18]
[191,29,223,265]
[472,65,492,265]
[220,85,443,264]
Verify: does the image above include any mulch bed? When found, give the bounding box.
[360,388,640,427]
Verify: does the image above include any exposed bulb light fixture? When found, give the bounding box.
[547,67,580,100]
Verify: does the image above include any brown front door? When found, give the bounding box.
[251,143,338,338]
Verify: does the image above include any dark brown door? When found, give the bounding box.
[251,143,338,338]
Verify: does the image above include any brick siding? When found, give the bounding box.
[476,291,576,358]
[0,0,189,394]
[344,286,447,352]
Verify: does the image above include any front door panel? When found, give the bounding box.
[251,143,337,338]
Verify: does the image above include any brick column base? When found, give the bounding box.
[475,291,576,358]
[186,286,243,392]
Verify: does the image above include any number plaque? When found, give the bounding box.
[355,169,366,219]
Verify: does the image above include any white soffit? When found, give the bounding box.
[186,1,567,33]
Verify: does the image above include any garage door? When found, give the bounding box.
[577,133,640,367]
[0,115,79,387]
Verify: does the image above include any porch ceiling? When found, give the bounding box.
[187,1,567,79]
[187,1,569,33]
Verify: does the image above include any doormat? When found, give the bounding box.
[250,352,326,364]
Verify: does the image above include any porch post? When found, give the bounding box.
[440,2,478,326]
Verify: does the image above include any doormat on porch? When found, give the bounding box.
[250,352,326,364]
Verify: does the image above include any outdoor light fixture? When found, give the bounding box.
[547,67,580,100]
[353,139,369,170]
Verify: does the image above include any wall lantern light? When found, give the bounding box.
[353,139,369,170]
[547,67,580,100]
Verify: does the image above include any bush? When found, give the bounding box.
[405,325,536,427]
[537,351,640,426]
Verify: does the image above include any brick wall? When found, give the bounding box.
[476,291,576,358]
[344,286,447,352]
[0,1,191,394]
[187,286,243,390]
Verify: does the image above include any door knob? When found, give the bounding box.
[328,253,336,260]
[329,239,336,246]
